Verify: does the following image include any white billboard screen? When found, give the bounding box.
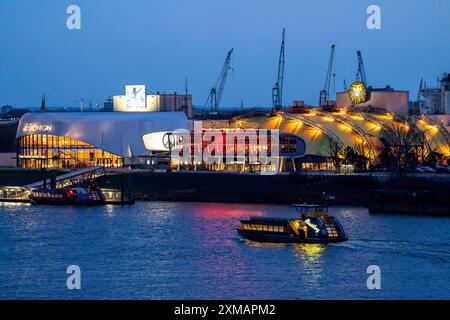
[125,85,146,110]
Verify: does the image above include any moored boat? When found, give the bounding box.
[236,204,347,244]
[29,183,105,206]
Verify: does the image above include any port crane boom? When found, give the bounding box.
[319,45,335,107]
[272,28,285,111]
[355,50,367,85]
[205,48,234,112]
[415,78,424,114]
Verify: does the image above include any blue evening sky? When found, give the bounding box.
[0,0,449,109]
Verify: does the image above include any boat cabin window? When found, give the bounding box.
[273,226,284,232]
[243,223,285,232]
[326,226,339,237]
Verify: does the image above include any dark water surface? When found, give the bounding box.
[0,202,449,299]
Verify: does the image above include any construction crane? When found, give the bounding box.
[355,50,367,85]
[332,73,336,94]
[414,78,424,114]
[343,79,348,92]
[272,28,285,111]
[73,98,102,112]
[74,98,85,112]
[319,45,335,107]
[205,48,234,113]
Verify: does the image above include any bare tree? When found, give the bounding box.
[382,119,424,175]
[327,139,342,173]
[353,141,371,171]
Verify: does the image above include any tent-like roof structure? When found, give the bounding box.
[228,111,450,164]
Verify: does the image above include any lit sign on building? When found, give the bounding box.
[125,85,146,110]
[23,123,53,133]
[18,155,47,159]
[348,81,368,105]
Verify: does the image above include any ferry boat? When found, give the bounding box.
[236,204,347,244]
[29,183,105,206]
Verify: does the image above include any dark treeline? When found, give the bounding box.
[0,122,18,152]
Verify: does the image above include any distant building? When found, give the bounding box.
[337,85,409,116]
[420,87,441,114]
[158,93,193,118]
[1,109,30,120]
[419,73,450,115]
[442,74,450,114]
[286,101,317,113]
[103,97,114,112]
[1,105,13,114]
[113,85,192,118]
[0,120,18,153]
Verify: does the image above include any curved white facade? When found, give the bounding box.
[143,129,190,152]
[17,112,189,156]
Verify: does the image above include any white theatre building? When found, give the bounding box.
[16,85,189,169]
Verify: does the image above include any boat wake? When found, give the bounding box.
[334,239,450,263]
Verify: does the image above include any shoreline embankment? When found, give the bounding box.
[2,169,450,208]
[97,171,450,206]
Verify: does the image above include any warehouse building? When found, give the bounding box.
[336,86,409,116]
[113,85,192,118]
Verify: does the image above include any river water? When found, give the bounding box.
[0,202,449,299]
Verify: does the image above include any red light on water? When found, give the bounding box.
[192,203,264,218]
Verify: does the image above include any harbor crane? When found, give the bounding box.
[414,78,424,114]
[205,48,234,113]
[73,98,102,112]
[355,50,367,85]
[272,28,285,111]
[319,45,335,107]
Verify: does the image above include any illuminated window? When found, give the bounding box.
[326,226,339,237]
[17,135,123,169]
[280,134,298,154]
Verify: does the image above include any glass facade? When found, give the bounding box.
[17,135,123,169]
[166,132,309,173]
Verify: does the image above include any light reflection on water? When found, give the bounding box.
[0,201,449,299]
